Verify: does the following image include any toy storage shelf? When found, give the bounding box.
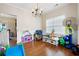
[43,34,59,46]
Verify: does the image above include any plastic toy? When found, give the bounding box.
[21,31,32,43]
[50,31,59,46]
[64,20,74,49]
[0,47,5,56]
[43,34,50,42]
[63,35,72,48]
[5,44,25,56]
[34,30,42,40]
[59,37,65,46]
[52,37,59,46]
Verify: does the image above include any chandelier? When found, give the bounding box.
[32,3,43,16]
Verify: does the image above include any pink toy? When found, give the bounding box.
[21,31,32,43]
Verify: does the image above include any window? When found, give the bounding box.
[46,15,65,35]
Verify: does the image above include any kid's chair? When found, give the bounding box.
[5,43,25,56]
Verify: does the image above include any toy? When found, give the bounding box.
[59,37,65,46]
[0,46,5,56]
[5,44,25,56]
[43,33,50,42]
[63,35,71,48]
[64,19,74,49]
[50,31,59,46]
[50,31,54,42]
[34,30,42,40]
[52,37,59,46]
[21,31,32,43]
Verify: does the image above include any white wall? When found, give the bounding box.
[0,4,42,43]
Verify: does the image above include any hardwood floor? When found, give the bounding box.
[23,40,75,56]
[9,40,75,56]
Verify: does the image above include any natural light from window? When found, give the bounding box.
[46,15,66,35]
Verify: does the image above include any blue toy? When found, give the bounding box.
[64,35,72,49]
[35,30,42,35]
[5,44,25,56]
[34,30,43,40]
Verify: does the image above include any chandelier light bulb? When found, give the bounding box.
[32,3,43,16]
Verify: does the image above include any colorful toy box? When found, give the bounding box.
[21,31,32,43]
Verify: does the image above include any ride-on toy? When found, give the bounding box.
[5,43,25,56]
[34,30,42,40]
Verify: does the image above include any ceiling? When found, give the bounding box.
[6,3,68,13]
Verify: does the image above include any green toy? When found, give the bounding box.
[59,37,65,46]
[0,51,4,56]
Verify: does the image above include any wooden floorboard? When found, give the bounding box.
[9,40,75,56]
[23,40,75,56]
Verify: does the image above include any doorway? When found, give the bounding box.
[0,13,17,46]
